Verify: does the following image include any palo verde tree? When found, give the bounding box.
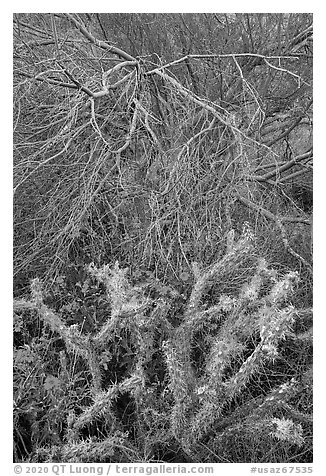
[14,13,312,289]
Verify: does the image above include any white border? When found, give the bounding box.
[3,4,324,474]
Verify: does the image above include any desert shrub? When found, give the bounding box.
[14,13,313,294]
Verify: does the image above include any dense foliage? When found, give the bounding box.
[13,13,312,463]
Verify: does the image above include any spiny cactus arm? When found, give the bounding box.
[186,302,225,331]
[87,345,102,394]
[224,343,278,405]
[191,342,265,445]
[211,395,265,434]
[215,373,306,436]
[200,291,260,393]
[221,379,306,442]
[90,262,153,345]
[163,339,191,404]
[73,386,120,432]
[204,334,246,390]
[88,261,148,316]
[199,370,303,442]
[92,315,120,346]
[13,299,36,311]
[258,304,297,346]
[184,397,225,448]
[56,432,132,463]
[280,404,313,424]
[204,258,276,340]
[238,257,276,303]
[198,263,271,392]
[251,374,311,421]
[87,262,125,304]
[200,306,295,418]
[208,416,304,451]
[189,376,307,452]
[22,279,89,358]
[170,397,194,441]
[119,370,146,395]
[266,271,299,305]
[23,280,104,392]
[73,368,157,437]
[170,227,259,448]
[37,304,90,358]
[186,225,254,319]
[162,334,196,439]
[218,277,298,406]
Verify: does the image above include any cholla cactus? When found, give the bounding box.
[270,417,304,447]
[88,261,146,317]
[14,224,311,463]
[160,226,311,455]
